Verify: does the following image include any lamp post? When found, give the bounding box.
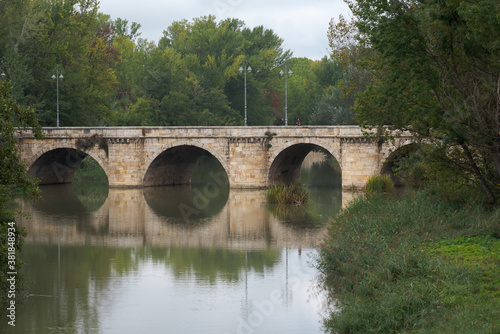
[239,56,251,126]
[52,65,63,127]
[280,63,292,126]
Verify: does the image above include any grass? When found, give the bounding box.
[266,184,309,205]
[318,190,500,334]
[365,174,394,194]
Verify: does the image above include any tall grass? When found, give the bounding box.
[266,184,308,205]
[365,174,394,194]
[318,190,500,333]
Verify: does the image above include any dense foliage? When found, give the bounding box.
[0,0,354,127]
[329,0,500,202]
[320,2,500,332]
[0,80,42,309]
[318,190,500,333]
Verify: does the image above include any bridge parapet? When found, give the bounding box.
[16,125,380,138]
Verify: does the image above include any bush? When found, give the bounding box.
[266,184,308,205]
[365,174,393,194]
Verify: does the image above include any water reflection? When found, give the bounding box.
[143,184,229,226]
[5,152,360,334]
[8,244,326,334]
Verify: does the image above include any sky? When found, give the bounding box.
[98,0,352,60]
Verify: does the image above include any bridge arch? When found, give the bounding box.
[27,147,109,185]
[381,143,421,187]
[268,142,341,186]
[144,142,229,187]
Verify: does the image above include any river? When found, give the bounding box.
[2,152,356,334]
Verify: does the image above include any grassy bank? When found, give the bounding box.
[318,190,499,333]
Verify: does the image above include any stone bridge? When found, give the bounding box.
[16,126,412,189]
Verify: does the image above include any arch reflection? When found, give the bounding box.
[142,184,229,226]
[32,183,108,217]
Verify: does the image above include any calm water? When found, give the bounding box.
[2,153,354,334]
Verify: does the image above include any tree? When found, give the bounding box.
[309,86,356,125]
[111,17,141,41]
[0,80,43,309]
[1,0,118,126]
[119,16,292,126]
[306,56,356,125]
[337,0,500,202]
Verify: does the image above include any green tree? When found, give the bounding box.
[0,0,48,105]
[1,0,118,126]
[113,16,291,126]
[306,56,355,125]
[111,17,141,41]
[337,0,500,202]
[309,86,356,125]
[0,80,43,309]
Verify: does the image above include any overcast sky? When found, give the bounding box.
[98,0,351,60]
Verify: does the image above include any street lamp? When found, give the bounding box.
[280,63,292,126]
[51,65,63,127]
[239,56,251,126]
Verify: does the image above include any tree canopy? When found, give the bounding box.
[330,0,500,202]
[0,79,43,309]
[1,0,351,128]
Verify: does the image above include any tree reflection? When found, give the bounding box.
[8,244,281,334]
[147,247,281,283]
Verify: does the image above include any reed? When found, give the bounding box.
[365,174,393,194]
[266,184,308,205]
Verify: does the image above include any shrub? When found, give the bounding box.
[266,184,308,205]
[365,174,393,194]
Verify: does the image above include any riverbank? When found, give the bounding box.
[318,190,499,333]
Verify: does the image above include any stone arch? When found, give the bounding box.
[379,138,415,163]
[27,146,109,185]
[268,141,341,186]
[144,142,229,187]
[381,143,421,187]
[269,139,341,167]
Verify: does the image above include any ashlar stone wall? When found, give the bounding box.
[17,126,412,189]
